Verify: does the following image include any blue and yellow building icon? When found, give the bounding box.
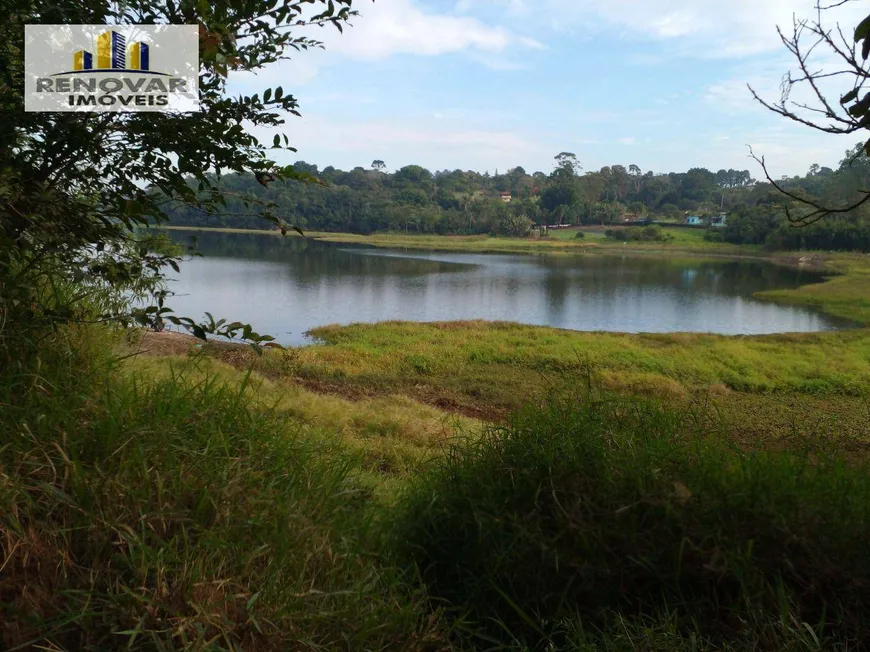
[73,30,150,71]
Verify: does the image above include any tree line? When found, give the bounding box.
[163,144,870,252]
[719,143,870,251]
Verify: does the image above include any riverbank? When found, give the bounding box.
[757,254,870,324]
[137,320,870,449]
[162,225,870,325]
[161,224,757,257]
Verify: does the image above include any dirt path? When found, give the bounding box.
[132,330,503,421]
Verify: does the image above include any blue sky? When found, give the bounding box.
[229,0,865,177]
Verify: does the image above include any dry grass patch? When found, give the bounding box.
[124,350,481,482]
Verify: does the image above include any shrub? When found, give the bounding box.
[391,396,870,650]
[574,230,586,239]
[493,213,534,238]
[605,225,672,242]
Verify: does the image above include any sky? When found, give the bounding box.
[228,0,867,178]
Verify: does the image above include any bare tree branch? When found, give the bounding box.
[820,0,854,9]
[748,146,870,226]
[750,0,870,223]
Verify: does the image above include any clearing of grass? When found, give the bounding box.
[137,321,870,459]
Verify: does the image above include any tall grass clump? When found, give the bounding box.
[0,328,441,651]
[390,394,870,650]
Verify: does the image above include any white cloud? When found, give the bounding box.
[331,0,541,60]
[704,78,761,113]
[475,0,866,59]
[230,0,540,89]
[618,137,636,145]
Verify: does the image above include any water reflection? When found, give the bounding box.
[165,231,850,345]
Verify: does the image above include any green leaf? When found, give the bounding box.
[842,89,859,105]
[191,325,207,341]
[855,14,870,42]
[264,88,272,103]
[273,134,281,147]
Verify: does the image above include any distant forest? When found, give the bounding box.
[164,143,870,252]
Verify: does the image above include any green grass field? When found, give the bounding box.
[548,224,722,247]
[128,348,480,498]
[757,254,870,323]
[171,321,867,454]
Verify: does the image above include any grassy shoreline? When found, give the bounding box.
[161,224,760,257]
[133,319,870,469]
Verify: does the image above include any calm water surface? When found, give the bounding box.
[165,231,849,346]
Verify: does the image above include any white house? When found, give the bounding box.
[499,191,512,203]
[686,215,703,226]
[710,214,728,228]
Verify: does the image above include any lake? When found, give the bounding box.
[164,230,849,346]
